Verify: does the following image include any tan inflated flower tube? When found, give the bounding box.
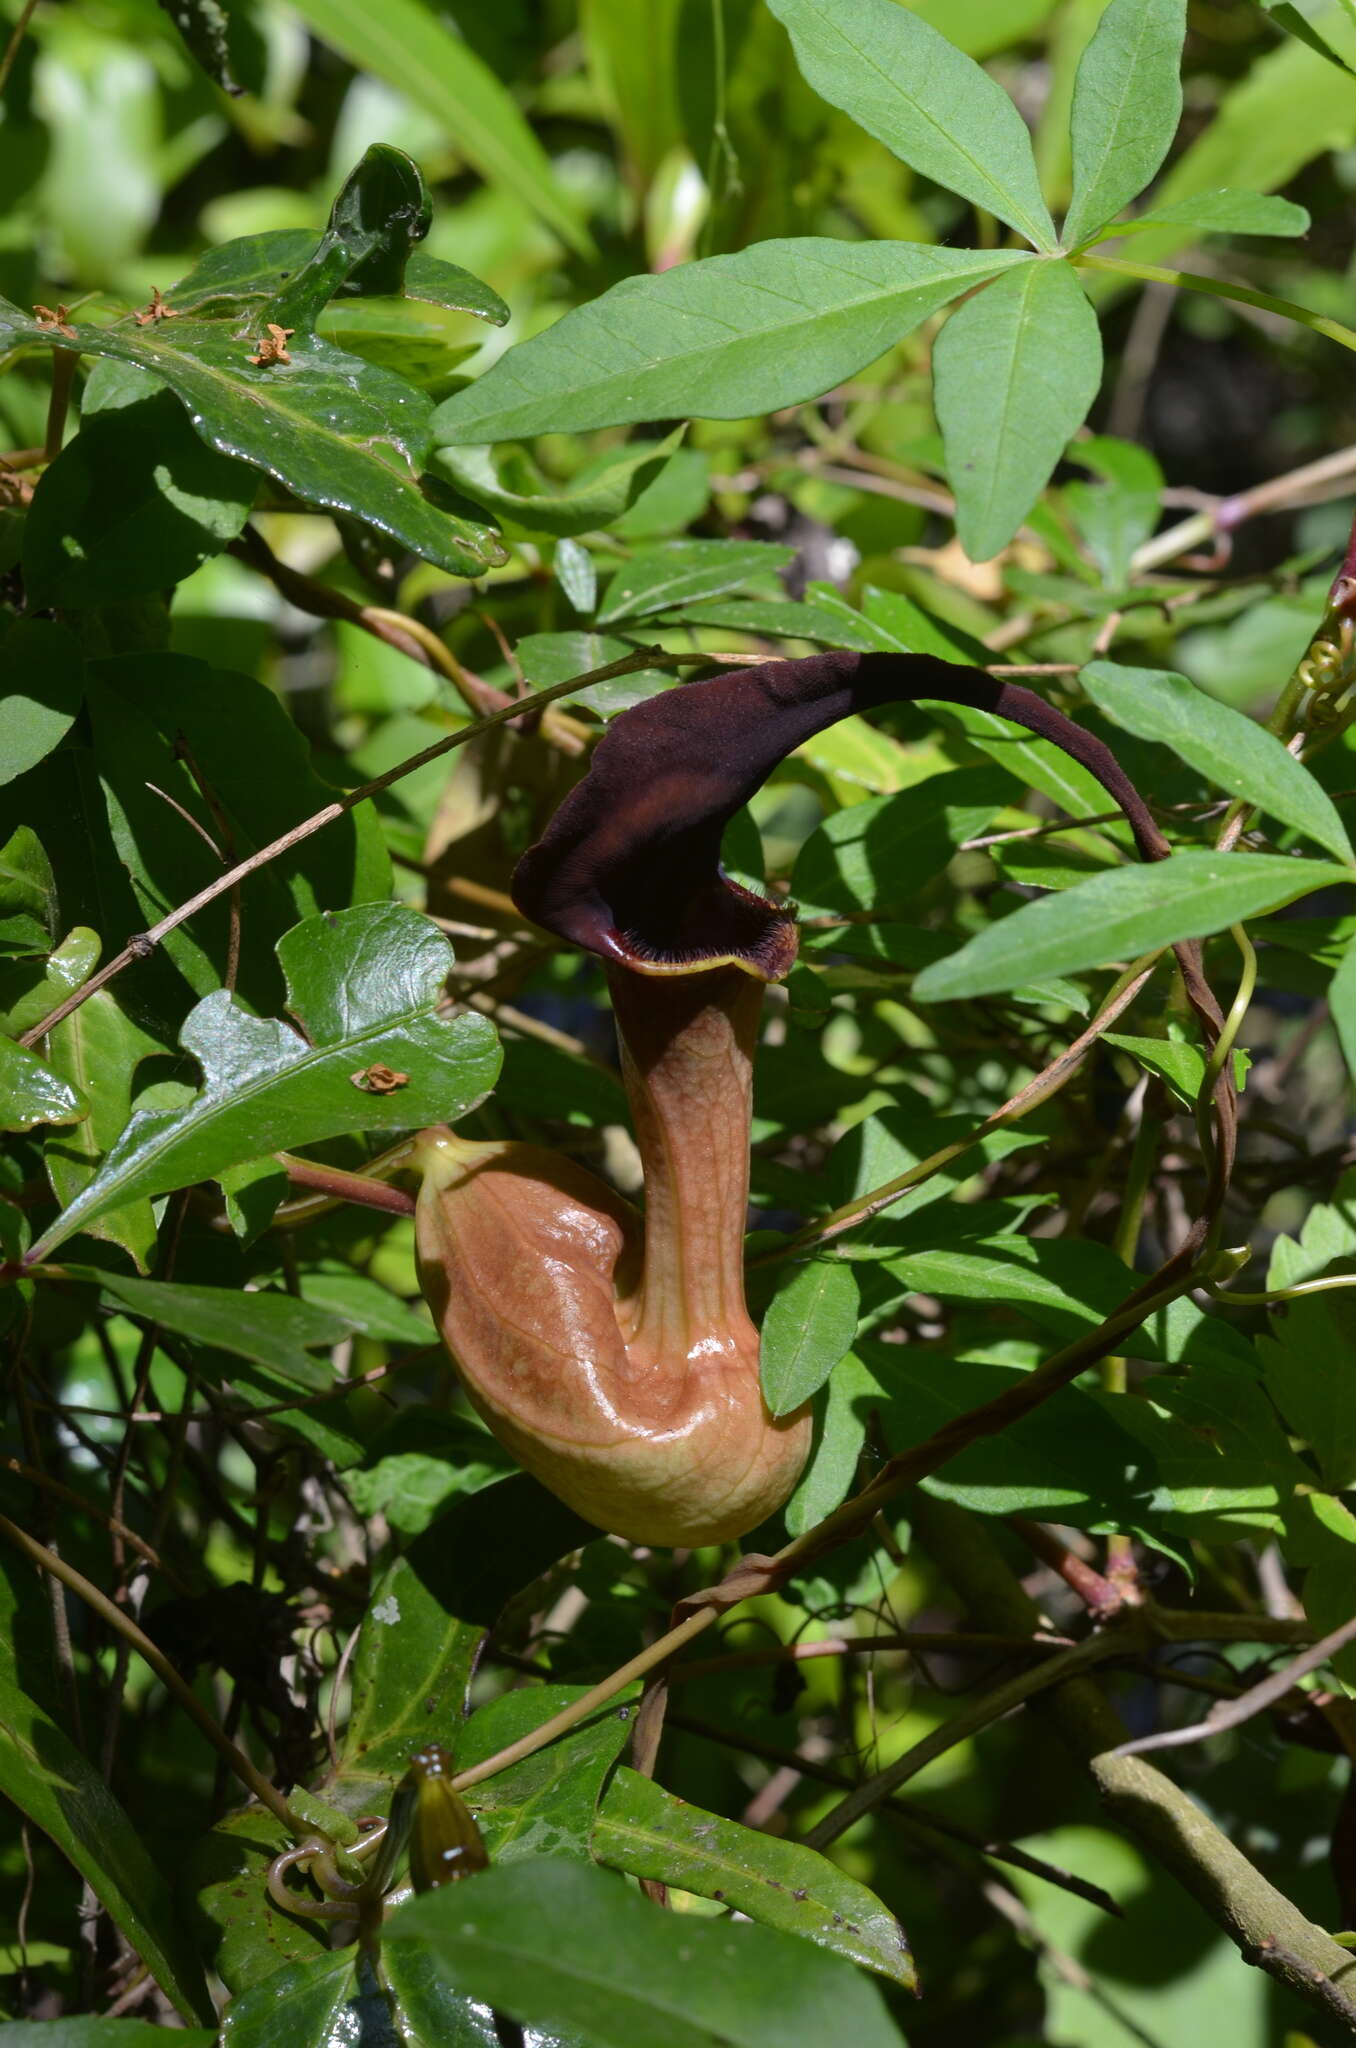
[414,650,1235,1546]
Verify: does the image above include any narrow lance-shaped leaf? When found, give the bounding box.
[1061,0,1187,249]
[934,257,1103,564]
[29,905,501,1259]
[766,0,1057,250]
[913,850,1346,1002]
[594,1766,916,1989]
[1080,659,1354,864]
[432,242,1030,444]
[1098,189,1311,242]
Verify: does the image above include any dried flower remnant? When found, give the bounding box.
[249,323,295,367]
[350,1063,410,1094]
[133,288,179,327]
[33,304,76,339]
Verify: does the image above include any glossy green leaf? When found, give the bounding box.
[515,631,669,718]
[767,0,1057,250]
[0,619,85,787]
[760,1259,860,1416]
[555,538,597,615]
[0,927,102,1040]
[432,242,1028,443]
[1103,1031,1249,1107]
[0,825,57,934]
[29,905,501,1258]
[783,1353,877,1534]
[459,1684,637,1862]
[285,0,593,255]
[388,1858,910,2048]
[192,1806,328,1996]
[263,144,433,327]
[0,299,505,579]
[219,1950,359,2047]
[913,852,1344,1001]
[340,1477,592,1788]
[598,541,794,626]
[22,361,255,609]
[0,1033,88,1132]
[594,1767,915,1988]
[0,1663,214,2023]
[44,990,165,1268]
[1061,0,1187,249]
[1079,660,1353,863]
[934,257,1102,564]
[434,429,685,539]
[1112,188,1311,239]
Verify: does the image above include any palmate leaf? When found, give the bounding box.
[432,241,1029,443]
[0,148,506,577]
[29,904,500,1259]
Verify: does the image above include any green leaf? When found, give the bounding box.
[0,2027,215,2047]
[760,1259,861,1416]
[791,764,1011,936]
[0,927,102,1041]
[0,825,57,934]
[597,541,795,626]
[347,1413,513,1536]
[934,258,1103,564]
[459,1684,637,1862]
[44,991,165,1268]
[913,851,1345,1001]
[0,300,505,580]
[1256,0,1356,79]
[516,631,670,717]
[783,1353,877,1533]
[85,1274,353,1391]
[0,619,85,787]
[432,242,1028,443]
[85,653,391,1010]
[0,1663,215,2023]
[1103,1031,1249,1107]
[285,0,594,256]
[387,1858,910,2048]
[594,1767,916,1989]
[652,598,884,649]
[340,1476,593,1788]
[766,0,1057,250]
[1112,188,1312,239]
[1061,0,1187,250]
[434,429,685,539]
[1332,931,1356,1083]
[1259,1289,1356,1491]
[29,905,501,1259]
[262,144,433,328]
[192,1807,328,1995]
[1090,1362,1309,1538]
[1079,660,1354,863]
[0,1033,88,1132]
[22,361,256,609]
[220,1950,359,2047]
[1062,436,1164,585]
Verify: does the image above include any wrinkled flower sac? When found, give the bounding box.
[413,967,810,1546]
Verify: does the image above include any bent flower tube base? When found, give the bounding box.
[414,965,810,1545]
[414,650,1232,1547]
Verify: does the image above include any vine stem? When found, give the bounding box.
[1078,251,1356,358]
[0,1511,298,1831]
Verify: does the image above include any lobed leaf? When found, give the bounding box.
[28,905,501,1259]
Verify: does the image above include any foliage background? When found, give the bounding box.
[6,0,1356,2043]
